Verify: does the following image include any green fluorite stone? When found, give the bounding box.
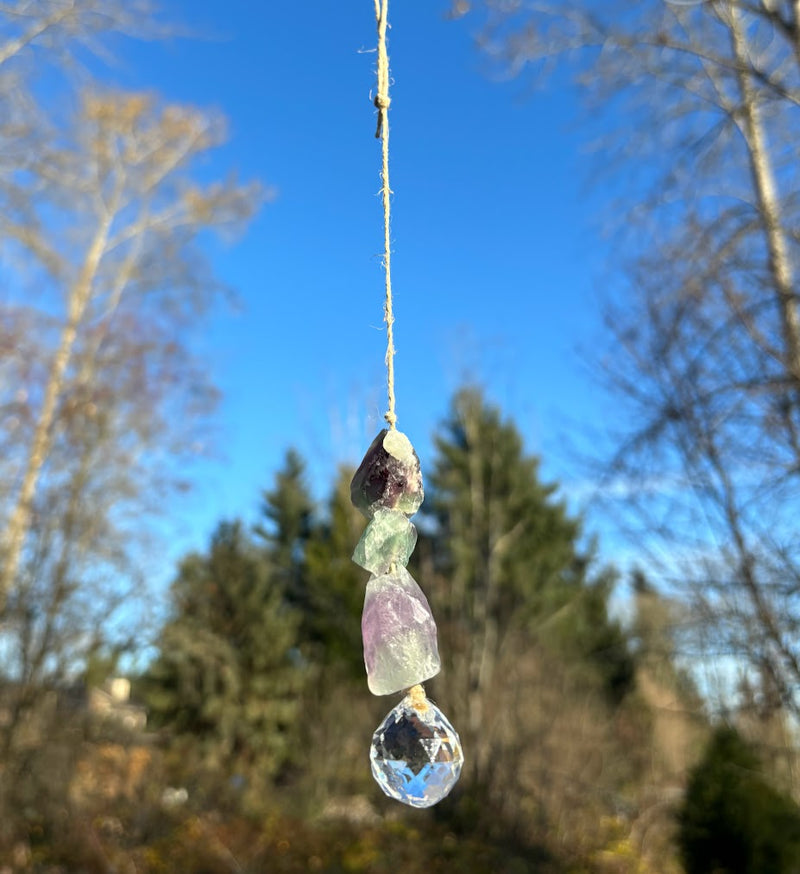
[353,509,418,575]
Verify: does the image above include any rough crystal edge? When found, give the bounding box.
[366,658,440,697]
[382,428,414,461]
[349,428,424,519]
[362,567,441,696]
[351,509,418,575]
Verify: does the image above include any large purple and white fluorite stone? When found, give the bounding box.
[350,429,424,519]
[361,566,440,695]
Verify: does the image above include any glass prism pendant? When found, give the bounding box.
[370,687,463,808]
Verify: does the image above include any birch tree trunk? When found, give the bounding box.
[728,3,800,385]
[0,212,113,609]
[0,90,259,677]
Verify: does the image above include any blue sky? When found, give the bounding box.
[105,2,619,568]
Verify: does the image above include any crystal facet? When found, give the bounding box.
[350,429,424,518]
[370,693,463,808]
[362,566,440,695]
[353,509,418,575]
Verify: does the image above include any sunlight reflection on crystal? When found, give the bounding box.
[370,693,463,808]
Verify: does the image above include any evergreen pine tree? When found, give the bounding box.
[679,726,800,874]
[254,454,364,673]
[144,520,303,801]
[420,388,636,833]
[422,389,633,804]
[428,388,633,701]
[254,448,313,608]
[303,466,365,676]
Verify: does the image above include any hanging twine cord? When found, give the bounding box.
[374,0,397,430]
[407,683,429,713]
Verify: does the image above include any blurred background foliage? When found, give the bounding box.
[7,385,799,873]
[3,1,800,872]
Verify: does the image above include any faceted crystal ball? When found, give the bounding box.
[370,693,464,808]
[362,566,440,695]
[352,508,418,575]
[350,428,424,518]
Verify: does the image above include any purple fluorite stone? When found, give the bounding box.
[362,566,440,695]
[350,429,424,519]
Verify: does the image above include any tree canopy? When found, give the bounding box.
[144,520,303,798]
[679,726,800,874]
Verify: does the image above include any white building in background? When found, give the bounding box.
[88,677,147,732]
